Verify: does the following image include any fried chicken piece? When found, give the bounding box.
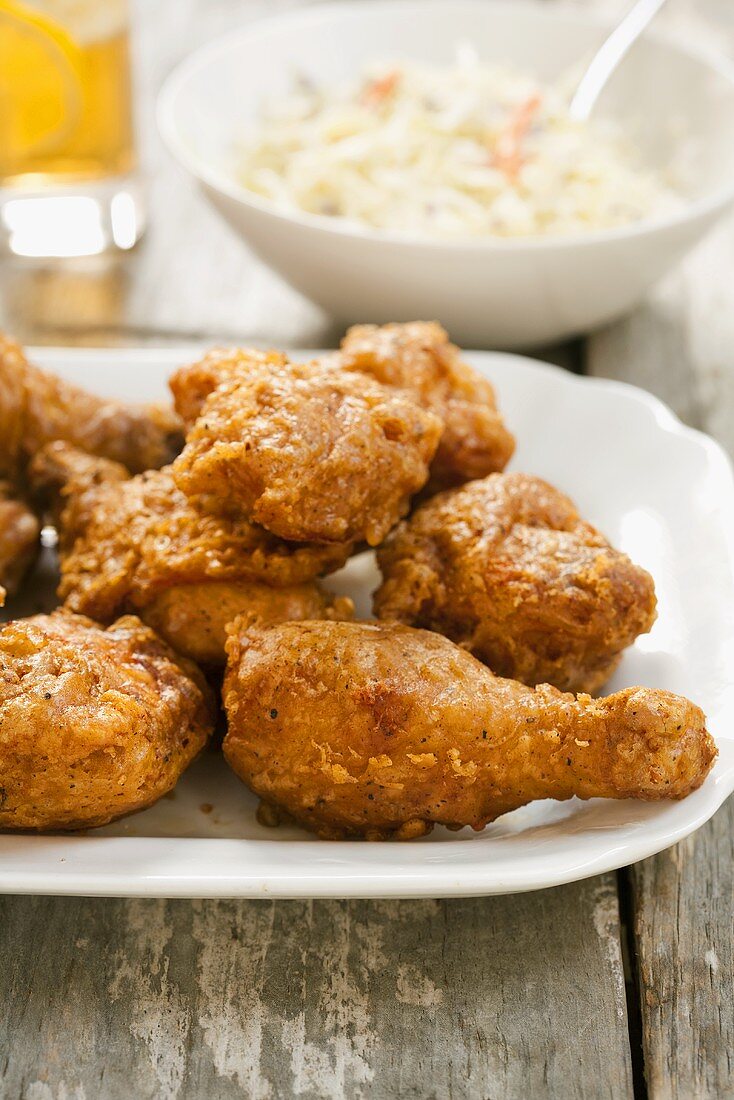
[0,332,182,481]
[31,445,130,548]
[170,349,442,545]
[169,347,288,427]
[140,580,352,666]
[338,321,515,492]
[0,610,214,831]
[223,620,716,840]
[0,482,40,597]
[30,442,353,664]
[374,473,657,694]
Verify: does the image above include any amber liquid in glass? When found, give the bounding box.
[0,1,135,186]
[0,0,142,255]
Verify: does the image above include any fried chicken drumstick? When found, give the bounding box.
[338,321,515,492]
[0,332,182,482]
[170,349,442,545]
[0,610,214,830]
[223,621,715,840]
[30,442,352,665]
[375,473,657,693]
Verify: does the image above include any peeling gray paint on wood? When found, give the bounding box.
[0,881,632,1100]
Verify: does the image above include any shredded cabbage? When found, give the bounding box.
[237,53,680,239]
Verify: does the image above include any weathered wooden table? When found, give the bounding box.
[1,1,732,1096]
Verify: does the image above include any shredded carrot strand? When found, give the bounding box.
[361,69,401,109]
[492,93,542,181]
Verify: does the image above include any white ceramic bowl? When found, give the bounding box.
[158,0,734,348]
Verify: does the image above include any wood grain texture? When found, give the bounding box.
[628,816,734,1099]
[0,879,632,1100]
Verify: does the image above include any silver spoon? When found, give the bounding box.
[569,0,669,121]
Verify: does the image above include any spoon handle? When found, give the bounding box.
[568,0,669,121]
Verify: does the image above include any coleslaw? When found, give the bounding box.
[237,52,680,239]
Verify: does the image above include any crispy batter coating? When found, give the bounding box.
[171,350,442,545]
[375,473,657,694]
[0,610,214,831]
[29,442,353,664]
[223,620,716,840]
[0,482,40,597]
[141,580,352,666]
[31,446,130,551]
[0,331,182,480]
[169,347,288,427]
[338,321,515,492]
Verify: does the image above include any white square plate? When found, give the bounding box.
[2,346,733,897]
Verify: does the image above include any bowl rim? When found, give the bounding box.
[157,0,734,253]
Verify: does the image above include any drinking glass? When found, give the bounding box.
[0,0,144,257]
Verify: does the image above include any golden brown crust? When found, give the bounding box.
[0,482,39,597]
[0,610,214,831]
[29,442,130,547]
[375,473,657,693]
[169,347,288,426]
[0,331,182,481]
[171,350,443,546]
[29,442,353,664]
[142,580,353,666]
[338,321,515,492]
[222,620,715,840]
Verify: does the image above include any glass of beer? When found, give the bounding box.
[0,0,143,257]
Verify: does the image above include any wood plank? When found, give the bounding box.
[586,166,734,1100]
[0,878,633,1100]
[627,818,734,1098]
